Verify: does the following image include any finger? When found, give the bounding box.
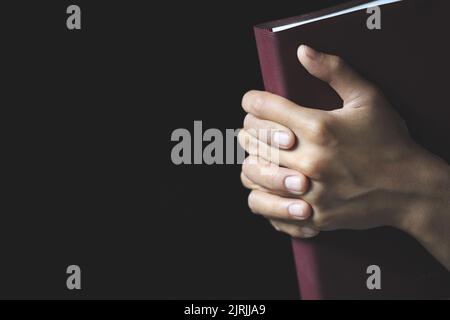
[242,90,323,130]
[248,190,312,221]
[270,219,319,239]
[238,129,293,168]
[244,114,296,149]
[243,156,309,196]
[298,45,375,104]
[241,172,271,193]
[241,171,257,190]
[241,171,306,198]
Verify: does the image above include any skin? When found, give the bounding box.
[239,45,450,271]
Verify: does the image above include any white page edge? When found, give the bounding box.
[272,0,403,32]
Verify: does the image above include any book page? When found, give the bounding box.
[272,0,403,32]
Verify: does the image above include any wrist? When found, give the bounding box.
[389,145,450,237]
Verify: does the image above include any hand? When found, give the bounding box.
[239,45,450,258]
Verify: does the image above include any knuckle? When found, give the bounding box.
[363,85,381,101]
[245,91,265,116]
[313,212,332,230]
[243,156,253,164]
[306,117,336,145]
[243,114,253,130]
[237,130,246,146]
[248,137,259,154]
[242,156,255,174]
[240,172,251,189]
[241,133,257,154]
[330,55,345,73]
[242,91,254,110]
[299,158,324,179]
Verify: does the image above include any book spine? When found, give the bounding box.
[253,28,289,97]
[253,27,322,300]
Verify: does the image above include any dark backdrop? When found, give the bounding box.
[2,0,342,299]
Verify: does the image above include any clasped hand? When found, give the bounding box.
[239,45,449,259]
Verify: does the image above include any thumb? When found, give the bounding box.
[297,45,374,104]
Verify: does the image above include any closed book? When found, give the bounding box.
[254,0,450,299]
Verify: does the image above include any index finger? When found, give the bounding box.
[242,90,323,130]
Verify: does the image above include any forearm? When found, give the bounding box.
[395,147,450,271]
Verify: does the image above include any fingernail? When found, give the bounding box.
[273,131,291,148]
[301,45,320,60]
[301,228,318,238]
[288,203,307,220]
[285,176,303,194]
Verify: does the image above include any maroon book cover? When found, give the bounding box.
[254,0,450,299]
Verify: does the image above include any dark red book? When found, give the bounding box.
[254,0,450,299]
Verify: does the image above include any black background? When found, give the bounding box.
[2,0,343,299]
